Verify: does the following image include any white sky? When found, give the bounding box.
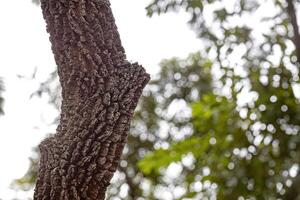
[0,0,201,199]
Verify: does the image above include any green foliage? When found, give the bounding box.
[137,0,300,199]
[139,62,300,199]
[146,0,297,78]
[138,134,211,175]
[11,151,38,191]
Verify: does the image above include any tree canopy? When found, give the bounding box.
[138,0,300,199]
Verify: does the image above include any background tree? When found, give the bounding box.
[138,0,300,199]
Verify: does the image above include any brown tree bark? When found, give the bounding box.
[33,0,150,199]
[286,0,300,64]
[284,1,300,199]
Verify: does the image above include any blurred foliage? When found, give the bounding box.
[137,0,300,199]
[139,62,300,199]
[11,149,39,192]
[14,0,300,199]
[31,0,39,5]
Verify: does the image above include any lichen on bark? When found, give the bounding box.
[34,0,150,199]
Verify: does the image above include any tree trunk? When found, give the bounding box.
[34,0,150,199]
[286,0,300,64]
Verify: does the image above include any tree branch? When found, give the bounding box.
[286,0,300,64]
[283,174,300,200]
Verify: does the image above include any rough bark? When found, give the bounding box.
[34,0,150,199]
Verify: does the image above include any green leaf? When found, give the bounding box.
[138,134,212,175]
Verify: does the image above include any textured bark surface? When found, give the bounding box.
[34,0,150,199]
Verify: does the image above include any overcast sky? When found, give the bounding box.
[0,0,201,199]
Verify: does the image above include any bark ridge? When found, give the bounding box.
[34,0,150,199]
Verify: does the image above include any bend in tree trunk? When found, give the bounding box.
[34,0,150,199]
